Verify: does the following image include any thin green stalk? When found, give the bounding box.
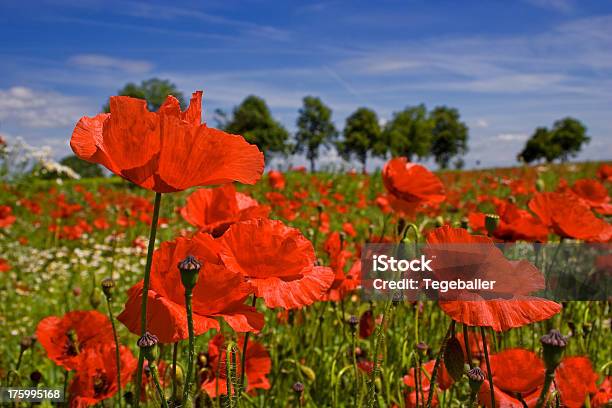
[534,369,555,408]
[105,296,122,408]
[182,288,195,404]
[351,331,359,407]
[135,192,163,406]
[481,327,496,408]
[148,362,169,408]
[426,320,455,408]
[171,342,178,403]
[240,296,258,393]
[463,324,472,369]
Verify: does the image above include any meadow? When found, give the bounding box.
[1,156,610,407]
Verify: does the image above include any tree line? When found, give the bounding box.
[62,78,591,176]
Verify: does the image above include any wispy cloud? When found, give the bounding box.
[523,0,574,13]
[68,54,153,74]
[0,87,85,128]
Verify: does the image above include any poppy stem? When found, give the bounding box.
[239,295,257,394]
[463,325,472,369]
[534,368,555,408]
[135,192,163,407]
[148,361,169,408]
[480,327,496,408]
[171,342,178,404]
[426,320,455,408]
[182,287,195,405]
[105,295,122,408]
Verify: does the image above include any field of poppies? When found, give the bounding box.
[0,92,611,408]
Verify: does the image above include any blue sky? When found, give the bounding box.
[0,0,611,170]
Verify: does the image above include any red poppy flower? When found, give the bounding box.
[268,170,286,190]
[529,192,612,242]
[0,258,10,273]
[596,163,612,182]
[382,157,445,205]
[180,184,270,237]
[359,310,375,338]
[199,333,271,397]
[479,349,598,408]
[68,343,137,407]
[591,376,611,408]
[117,232,264,344]
[403,360,453,407]
[321,232,360,301]
[571,179,612,215]
[469,201,548,242]
[70,91,264,193]
[0,205,16,228]
[218,219,334,309]
[425,225,562,332]
[36,310,114,370]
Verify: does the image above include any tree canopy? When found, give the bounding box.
[518,117,589,163]
[103,78,185,113]
[429,106,469,169]
[337,107,383,171]
[222,95,291,159]
[60,155,103,178]
[383,104,432,161]
[295,96,337,172]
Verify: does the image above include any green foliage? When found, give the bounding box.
[383,104,432,161]
[223,95,291,160]
[518,117,590,164]
[295,96,338,172]
[60,155,104,178]
[338,107,382,170]
[103,78,185,112]
[429,106,469,169]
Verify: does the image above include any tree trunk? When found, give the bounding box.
[310,157,316,173]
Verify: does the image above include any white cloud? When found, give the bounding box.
[0,86,85,129]
[69,54,153,74]
[473,119,489,128]
[496,133,529,141]
[524,0,574,13]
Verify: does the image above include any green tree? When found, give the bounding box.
[517,127,554,163]
[103,78,185,112]
[429,106,469,169]
[223,95,290,159]
[295,96,337,172]
[518,117,589,163]
[60,155,104,178]
[337,107,382,171]
[383,104,432,161]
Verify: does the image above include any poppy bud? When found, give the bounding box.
[460,217,469,229]
[101,277,115,299]
[359,310,375,339]
[137,331,159,362]
[73,286,82,297]
[292,381,304,394]
[124,391,134,406]
[415,342,428,357]
[178,255,201,291]
[348,315,358,334]
[536,178,546,192]
[300,364,316,382]
[89,288,102,309]
[467,367,485,393]
[20,335,36,351]
[484,214,499,236]
[30,370,42,386]
[392,291,403,306]
[540,329,567,370]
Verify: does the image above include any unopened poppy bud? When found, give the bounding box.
[540,329,567,370]
[30,370,42,385]
[415,342,428,357]
[73,286,82,297]
[137,331,159,362]
[101,277,115,299]
[89,288,102,309]
[536,178,546,192]
[467,367,485,393]
[392,291,403,306]
[484,214,499,236]
[292,381,304,394]
[20,335,36,351]
[124,391,134,406]
[348,315,359,333]
[178,255,201,290]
